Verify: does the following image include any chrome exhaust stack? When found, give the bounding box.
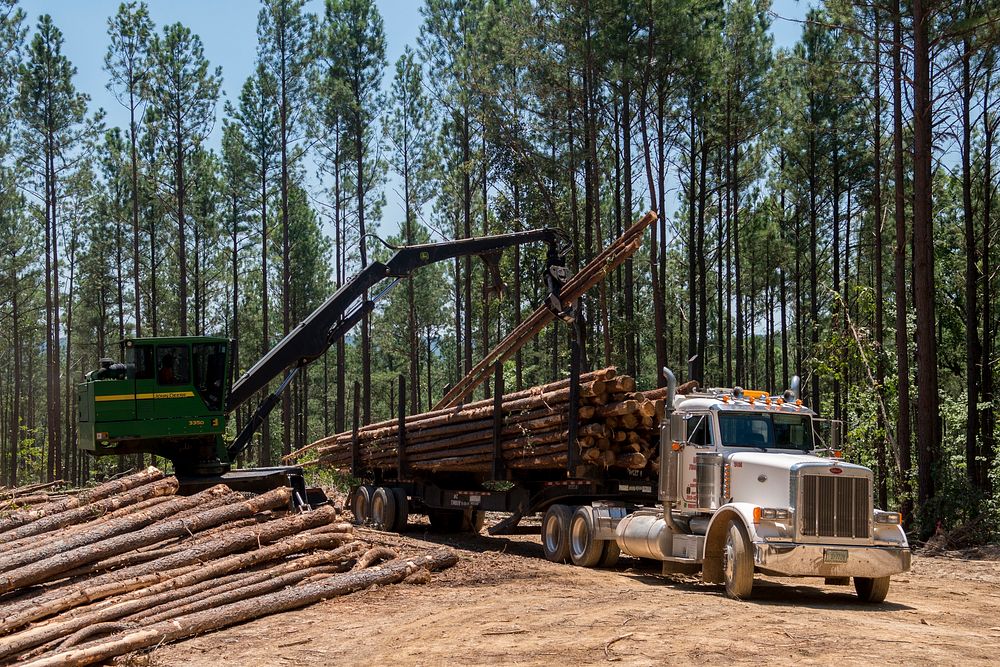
[617,367,683,561]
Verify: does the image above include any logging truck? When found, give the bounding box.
[350,370,910,602]
[575,371,910,601]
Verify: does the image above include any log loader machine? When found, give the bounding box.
[77,229,571,507]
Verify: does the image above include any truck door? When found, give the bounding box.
[681,413,713,509]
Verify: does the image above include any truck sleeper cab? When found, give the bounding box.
[539,373,910,603]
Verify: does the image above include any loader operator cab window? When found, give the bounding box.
[130,345,154,380]
[192,342,226,411]
[156,346,190,386]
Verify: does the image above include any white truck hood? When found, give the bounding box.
[726,452,870,507]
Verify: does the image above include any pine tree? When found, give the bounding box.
[17,14,91,481]
[105,0,153,338]
[147,22,221,336]
[257,0,315,455]
[385,46,436,413]
[319,0,386,425]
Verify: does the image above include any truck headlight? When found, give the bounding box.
[875,511,901,525]
[753,507,790,523]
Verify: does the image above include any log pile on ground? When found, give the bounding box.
[305,367,666,474]
[0,467,458,666]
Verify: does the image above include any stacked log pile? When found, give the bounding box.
[0,467,457,666]
[306,367,665,474]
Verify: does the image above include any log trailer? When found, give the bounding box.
[348,371,910,602]
[76,229,571,506]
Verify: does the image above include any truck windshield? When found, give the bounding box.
[718,413,813,452]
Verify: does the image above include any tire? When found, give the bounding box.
[541,504,573,563]
[569,506,604,567]
[854,576,891,603]
[350,484,375,525]
[370,487,397,531]
[391,488,409,532]
[599,539,621,568]
[721,519,754,599]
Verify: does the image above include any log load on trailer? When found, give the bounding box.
[311,368,665,540]
[76,227,573,506]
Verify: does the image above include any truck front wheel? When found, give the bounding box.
[722,519,754,599]
[854,576,891,603]
[542,504,573,563]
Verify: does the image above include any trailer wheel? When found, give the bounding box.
[854,576,891,603]
[541,504,573,563]
[370,487,397,531]
[350,485,375,525]
[599,539,621,568]
[721,519,754,599]
[391,487,409,532]
[569,506,605,567]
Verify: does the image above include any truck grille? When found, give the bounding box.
[799,474,870,539]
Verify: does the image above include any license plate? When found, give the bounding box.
[823,549,849,564]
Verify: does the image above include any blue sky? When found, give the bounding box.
[28,0,814,234]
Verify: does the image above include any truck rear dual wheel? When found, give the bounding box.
[542,504,573,563]
[854,576,891,603]
[370,487,396,531]
[722,519,754,599]
[350,484,376,525]
[569,506,604,567]
[353,486,408,531]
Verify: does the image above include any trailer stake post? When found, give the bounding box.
[397,374,407,479]
[567,305,584,474]
[491,363,505,480]
[351,380,361,478]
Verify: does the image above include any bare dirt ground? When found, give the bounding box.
[156,514,1000,666]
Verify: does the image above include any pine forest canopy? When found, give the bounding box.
[0,0,996,542]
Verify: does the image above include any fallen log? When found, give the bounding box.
[0,468,165,535]
[0,532,355,661]
[0,478,179,548]
[0,505,341,634]
[19,549,460,667]
[0,486,289,595]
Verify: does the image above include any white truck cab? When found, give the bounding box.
[588,370,910,602]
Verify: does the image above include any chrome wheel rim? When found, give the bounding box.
[723,533,735,583]
[543,514,561,554]
[570,515,588,558]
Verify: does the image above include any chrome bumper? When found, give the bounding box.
[753,542,911,579]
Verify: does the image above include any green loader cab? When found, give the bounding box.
[78,336,233,475]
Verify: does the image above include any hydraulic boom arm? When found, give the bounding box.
[225,229,569,461]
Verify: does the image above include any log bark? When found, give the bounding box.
[0,468,164,535]
[19,549,460,667]
[0,533,355,661]
[0,478,179,547]
[0,506,341,634]
[0,484,220,573]
[0,487,289,595]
